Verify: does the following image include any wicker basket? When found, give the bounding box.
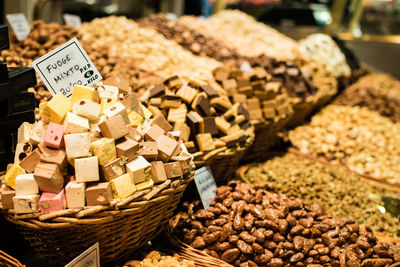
[0,251,24,267]
[4,172,194,267]
[192,130,254,186]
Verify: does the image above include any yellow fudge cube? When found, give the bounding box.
[136,178,154,191]
[71,85,95,105]
[44,93,72,123]
[110,173,136,199]
[91,138,116,165]
[100,98,117,115]
[128,111,144,127]
[5,164,25,189]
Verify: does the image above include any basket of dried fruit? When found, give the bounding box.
[140,75,254,185]
[168,181,400,266]
[1,79,195,266]
[0,250,25,267]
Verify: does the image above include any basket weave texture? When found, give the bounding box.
[4,172,194,267]
[0,250,24,267]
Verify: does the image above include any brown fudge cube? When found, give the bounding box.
[85,182,113,206]
[33,163,64,193]
[164,162,183,179]
[101,158,125,181]
[19,148,42,173]
[150,161,167,183]
[99,115,128,140]
[116,138,139,163]
[139,141,158,161]
[156,135,178,162]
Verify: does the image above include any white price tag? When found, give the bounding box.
[32,37,102,98]
[63,14,82,28]
[6,13,30,41]
[194,166,217,209]
[65,242,100,267]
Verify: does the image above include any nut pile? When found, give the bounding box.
[78,16,221,82]
[299,34,351,78]
[177,181,400,266]
[141,75,254,159]
[9,20,78,62]
[289,105,400,185]
[124,251,195,267]
[212,65,293,124]
[333,73,400,123]
[0,49,30,67]
[179,10,299,61]
[138,14,242,63]
[243,153,400,237]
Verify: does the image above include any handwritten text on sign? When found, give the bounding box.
[32,37,102,98]
[194,166,217,209]
[6,13,30,41]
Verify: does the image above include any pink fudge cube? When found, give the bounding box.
[44,122,64,149]
[39,190,66,213]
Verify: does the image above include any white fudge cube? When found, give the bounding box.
[30,121,45,145]
[65,181,85,208]
[15,174,39,196]
[99,85,119,99]
[64,112,90,134]
[126,155,151,184]
[72,99,101,121]
[17,122,32,144]
[13,195,40,213]
[103,102,129,124]
[75,156,99,182]
[64,133,91,159]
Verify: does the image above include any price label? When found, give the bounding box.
[6,13,30,41]
[65,242,100,267]
[194,166,217,209]
[32,37,102,98]
[63,14,82,28]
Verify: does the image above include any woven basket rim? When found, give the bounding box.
[0,250,25,267]
[4,172,195,229]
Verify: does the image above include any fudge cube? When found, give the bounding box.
[44,93,72,123]
[122,93,143,115]
[39,190,66,213]
[100,98,117,115]
[63,112,90,134]
[91,138,116,165]
[176,85,198,104]
[144,124,164,141]
[150,161,167,184]
[40,148,67,170]
[139,141,158,161]
[71,85,95,104]
[126,155,151,184]
[99,85,119,100]
[127,126,144,142]
[99,115,129,140]
[164,162,183,179]
[30,121,45,145]
[173,122,190,142]
[15,174,39,196]
[116,138,139,163]
[64,133,91,159]
[75,156,99,182]
[128,111,144,127]
[44,122,64,149]
[156,135,178,162]
[167,105,187,123]
[141,104,152,120]
[34,163,64,193]
[19,148,42,173]
[65,181,85,208]
[85,182,112,206]
[110,173,136,199]
[72,99,101,121]
[13,195,40,213]
[136,179,154,191]
[196,134,215,151]
[0,187,15,209]
[100,158,125,181]
[5,164,25,189]
[103,74,130,94]
[103,102,129,124]
[17,122,32,144]
[150,114,172,133]
[14,143,29,164]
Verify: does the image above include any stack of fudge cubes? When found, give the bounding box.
[140,75,253,155]
[0,76,193,214]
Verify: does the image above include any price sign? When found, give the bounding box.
[194,166,217,209]
[63,14,82,28]
[6,13,30,41]
[32,37,102,98]
[65,242,100,267]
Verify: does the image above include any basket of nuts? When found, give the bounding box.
[1,79,195,266]
[140,75,254,185]
[169,181,400,266]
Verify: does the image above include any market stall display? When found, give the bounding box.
[172,181,400,266]
[289,105,400,187]
[1,79,195,265]
[141,75,254,184]
[334,73,400,123]
[78,16,221,83]
[240,153,400,237]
